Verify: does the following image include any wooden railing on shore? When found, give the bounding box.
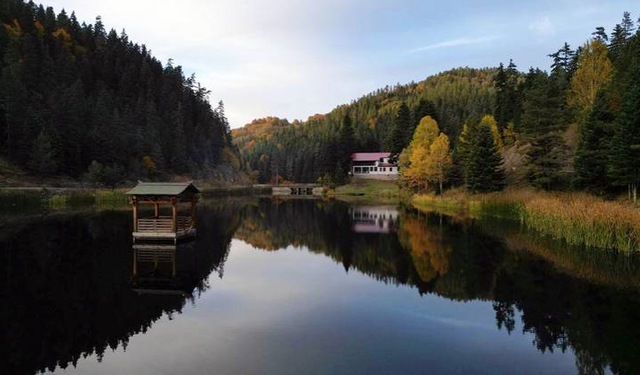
[137,216,194,233]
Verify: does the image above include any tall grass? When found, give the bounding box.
[0,190,44,209]
[523,193,640,252]
[200,185,272,197]
[0,188,128,210]
[414,189,640,252]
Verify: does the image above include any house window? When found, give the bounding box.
[373,167,377,172]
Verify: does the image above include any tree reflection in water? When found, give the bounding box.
[235,199,640,375]
[1,198,640,375]
[0,203,241,375]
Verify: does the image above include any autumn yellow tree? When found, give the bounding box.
[425,133,452,195]
[568,40,613,124]
[142,155,156,179]
[402,116,440,189]
[479,114,503,151]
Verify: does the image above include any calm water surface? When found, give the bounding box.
[1,198,639,375]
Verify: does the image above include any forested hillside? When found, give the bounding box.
[233,68,496,184]
[235,11,640,200]
[0,0,236,185]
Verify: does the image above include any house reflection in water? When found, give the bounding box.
[131,243,200,296]
[350,206,399,234]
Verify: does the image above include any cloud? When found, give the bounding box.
[529,16,556,37]
[409,36,496,53]
[42,0,635,128]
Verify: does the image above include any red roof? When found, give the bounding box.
[351,152,391,161]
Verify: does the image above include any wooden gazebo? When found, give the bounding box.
[126,182,200,243]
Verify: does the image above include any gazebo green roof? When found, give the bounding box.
[126,181,200,196]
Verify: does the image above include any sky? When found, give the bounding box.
[44,0,638,128]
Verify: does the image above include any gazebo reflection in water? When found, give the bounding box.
[131,242,200,296]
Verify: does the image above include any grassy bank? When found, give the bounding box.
[0,188,128,210]
[330,179,400,202]
[413,189,640,252]
[200,185,272,197]
[0,184,269,210]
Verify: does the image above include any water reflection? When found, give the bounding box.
[132,243,198,296]
[351,205,398,233]
[0,198,639,374]
[235,199,640,374]
[0,204,240,375]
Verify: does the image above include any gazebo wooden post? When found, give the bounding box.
[190,197,196,226]
[132,197,138,232]
[154,201,159,218]
[171,197,177,233]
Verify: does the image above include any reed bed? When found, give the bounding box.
[413,189,640,252]
[412,195,464,216]
[522,193,640,252]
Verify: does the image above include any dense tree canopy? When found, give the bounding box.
[0,0,234,184]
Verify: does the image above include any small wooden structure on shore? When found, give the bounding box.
[126,182,199,244]
[270,184,324,196]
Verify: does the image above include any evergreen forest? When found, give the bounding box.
[0,0,235,186]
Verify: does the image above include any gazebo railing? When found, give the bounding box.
[137,216,194,233]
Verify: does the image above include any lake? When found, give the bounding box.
[1,198,639,375]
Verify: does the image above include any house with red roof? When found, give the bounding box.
[350,152,398,180]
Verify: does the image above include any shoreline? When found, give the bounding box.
[412,189,640,252]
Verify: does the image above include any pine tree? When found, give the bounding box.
[390,102,411,155]
[549,42,573,90]
[609,12,636,62]
[336,113,355,181]
[526,131,569,190]
[573,91,616,194]
[29,129,58,175]
[455,116,480,186]
[411,99,438,135]
[494,60,521,131]
[608,62,640,202]
[568,45,583,78]
[621,11,635,37]
[479,115,503,150]
[494,62,508,128]
[610,24,628,61]
[144,101,165,170]
[171,105,188,173]
[216,100,231,143]
[520,69,565,134]
[592,27,608,43]
[467,122,504,193]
